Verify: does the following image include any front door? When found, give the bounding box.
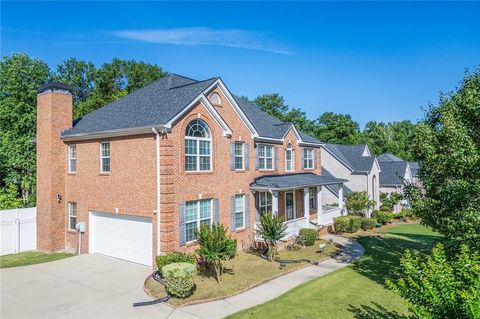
[285,191,295,221]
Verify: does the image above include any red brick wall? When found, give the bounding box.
[37,83,322,262]
[36,91,72,251]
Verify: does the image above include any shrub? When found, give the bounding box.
[380,205,391,211]
[347,215,363,233]
[256,212,288,262]
[387,243,480,319]
[299,228,317,246]
[345,191,374,216]
[333,216,350,233]
[372,211,393,224]
[195,224,237,283]
[361,218,377,230]
[156,252,196,272]
[162,262,197,299]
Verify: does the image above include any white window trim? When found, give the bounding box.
[68,144,77,173]
[259,191,272,214]
[285,191,296,221]
[258,144,274,171]
[234,141,244,171]
[100,142,110,173]
[185,136,212,172]
[185,199,213,243]
[68,202,77,231]
[308,187,317,210]
[285,147,294,172]
[303,148,314,170]
[235,195,246,229]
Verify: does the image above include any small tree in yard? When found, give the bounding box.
[256,212,288,262]
[345,192,374,217]
[195,224,236,284]
[380,192,402,211]
[387,243,480,319]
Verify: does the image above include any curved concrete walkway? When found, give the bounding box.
[166,234,365,319]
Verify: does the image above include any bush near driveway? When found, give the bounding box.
[162,262,197,299]
[298,228,317,246]
[156,252,195,273]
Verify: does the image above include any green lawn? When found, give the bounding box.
[0,251,74,268]
[227,223,441,319]
[146,240,340,306]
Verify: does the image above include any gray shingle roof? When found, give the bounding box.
[377,153,404,162]
[323,143,376,172]
[62,74,217,137]
[61,74,323,145]
[409,161,419,177]
[378,161,408,186]
[250,173,347,190]
[321,166,352,196]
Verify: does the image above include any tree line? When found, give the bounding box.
[1,53,416,207]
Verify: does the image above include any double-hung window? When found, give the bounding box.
[68,145,77,173]
[309,187,317,210]
[259,191,272,215]
[185,119,211,172]
[100,142,110,173]
[303,148,314,170]
[234,142,244,170]
[184,199,212,242]
[285,144,294,172]
[68,202,77,230]
[258,144,274,170]
[235,195,245,229]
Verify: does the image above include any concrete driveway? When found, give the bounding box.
[1,254,175,319]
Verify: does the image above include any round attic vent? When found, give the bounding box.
[209,92,222,106]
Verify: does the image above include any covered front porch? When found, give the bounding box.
[250,173,347,239]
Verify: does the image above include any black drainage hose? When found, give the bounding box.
[133,271,171,307]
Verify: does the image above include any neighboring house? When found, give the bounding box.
[409,161,420,186]
[36,75,345,267]
[377,153,413,212]
[321,143,381,216]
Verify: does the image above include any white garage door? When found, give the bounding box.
[89,212,152,266]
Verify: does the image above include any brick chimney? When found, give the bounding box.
[36,82,73,251]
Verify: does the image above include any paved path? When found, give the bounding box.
[1,235,363,319]
[168,234,364,319]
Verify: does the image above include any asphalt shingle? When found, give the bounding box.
[250,173,347,190]
[323,143,375,172]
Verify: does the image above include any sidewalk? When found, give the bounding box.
[165,234,365,319]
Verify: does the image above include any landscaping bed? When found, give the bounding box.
[145,239,340,307]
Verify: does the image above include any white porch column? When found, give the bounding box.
[316,186,323,225]
[272,191,279,216]
[303,188,310,227]
[338,184,344,210]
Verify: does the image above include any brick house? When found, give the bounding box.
[36,74,345,266]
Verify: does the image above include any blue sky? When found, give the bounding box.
[2,1,479,127]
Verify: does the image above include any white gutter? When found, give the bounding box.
[152,127,162,255]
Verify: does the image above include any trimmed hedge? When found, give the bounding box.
[162,262,197,299]
[361,218,377,230]
[372,211,393,224]
[156,251,196,272]
[333,216,362,233]
[347,216,363,233]
[333,216,350,233]
[299,228,317,246]
[380,205,392,212]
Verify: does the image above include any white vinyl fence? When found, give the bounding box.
[1,207,37,256]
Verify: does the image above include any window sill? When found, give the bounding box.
[67,229,78,234]
[99,172,110,176]
[303,168,315,171]
[258,169,275,172]
[67,172,77,176]
[185,171,214,175]
[234,227,247,233]
[234,169,246,173]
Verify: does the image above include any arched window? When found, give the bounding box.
[185,119,211,171]
[285,143,294,172]
[209,92,221,106]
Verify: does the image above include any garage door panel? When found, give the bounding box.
[89,212,152,266]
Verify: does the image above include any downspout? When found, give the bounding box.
[152,127,162,256]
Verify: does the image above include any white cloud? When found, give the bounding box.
[111,27,293,55]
